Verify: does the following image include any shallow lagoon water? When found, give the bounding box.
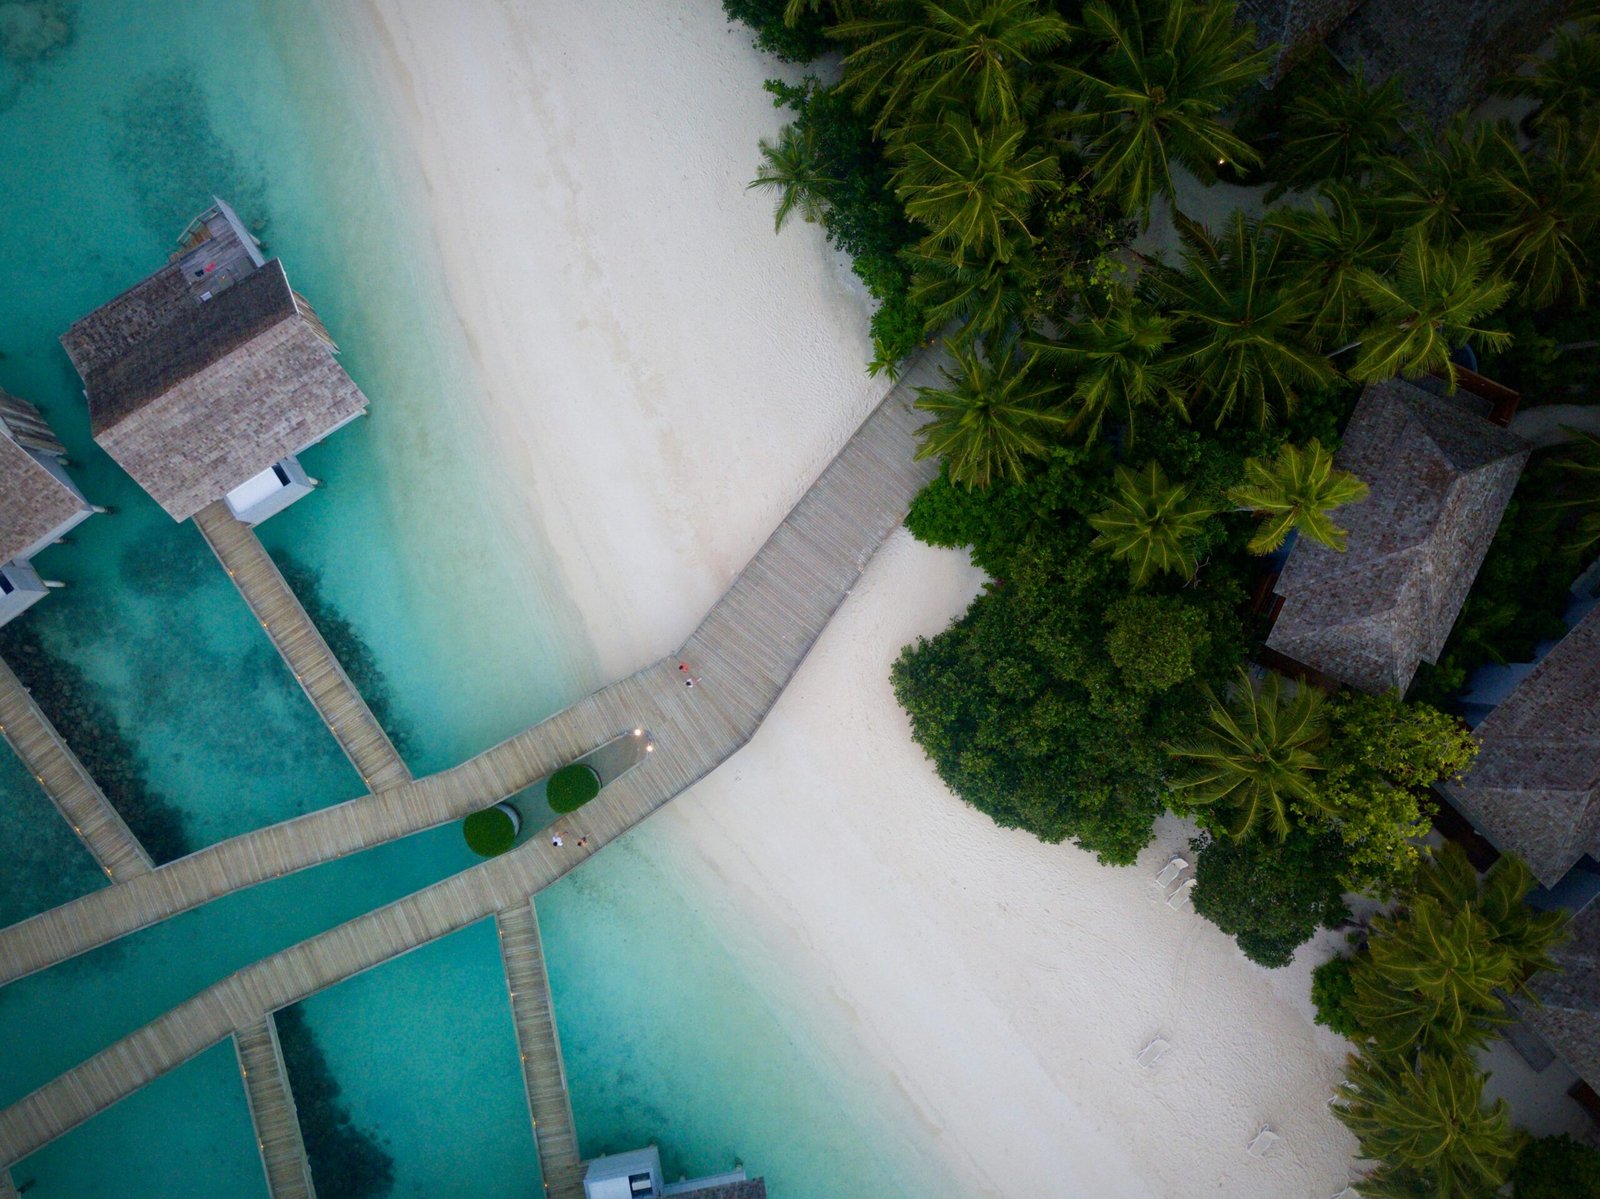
[1,2,946,1196]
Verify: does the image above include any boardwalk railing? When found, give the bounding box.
[0,654,153,881]
[234,1017,317,1199]
[0,359,940,1166]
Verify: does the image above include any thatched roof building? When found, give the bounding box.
[1264,376,1529,695]
[1519,902,1600,1094]
[1440,604,1600,888]
[0,389,92,567]
[1236,0,1361,83]
[60,202,368,523]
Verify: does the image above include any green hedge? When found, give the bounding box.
[463,805,518,857]
[548,763,601,813]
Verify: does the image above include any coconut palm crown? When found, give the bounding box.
[748,122,837,232]
[1227,438,1370,554]
[1264,65,1413,202]
[1087,459,1216,585]
[912,341,1067,488]
[1028,300,1184,442]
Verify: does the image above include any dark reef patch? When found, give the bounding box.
[275,1005,396,1199]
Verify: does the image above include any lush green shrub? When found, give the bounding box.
[1103,594,1211,690]
[463,805,518,858]
[547,763,601,813]
[722,0,828,63]
[1310,955,1364,1038]
[1512,1133,1600,1199]
[869,287,928,373]
[1189,829,1351,968]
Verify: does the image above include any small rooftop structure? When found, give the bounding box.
[582,1147,766,1199]
[1265,376,1529,695]
[0,389,94,627]
[1440,604,1600,888]
[1518,901,1600,1096]
[60,200,367,525]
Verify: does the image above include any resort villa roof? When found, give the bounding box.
[1520,902,1600,1093]
[1264,376,1529,695]
[1235,0,1361,83]
[0,389,91,566]
[1440,604,1600,888]
[59,203,369,523]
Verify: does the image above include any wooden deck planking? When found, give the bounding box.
[0,363,942,1165]
[0,654,153,881]
[0,1169,15,1199]
[233,1016,317,1199]
[496,902,584,1199]
[191,502,413,793]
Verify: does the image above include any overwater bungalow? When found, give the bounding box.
[59,200,368,526]
[582,1146,766,1199]
[1263,374,1529,695]
[0,389,95,627]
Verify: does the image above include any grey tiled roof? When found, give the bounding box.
[673,1183,767,1199]
[1236,0,1362,83]
[1521,902,1600,1089]
[0,392,87,565]
[1441,605,1600,887]
[1266,377,1528,695]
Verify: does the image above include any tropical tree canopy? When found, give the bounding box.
[912,342,1067,487]
[1086,459,1216,585]
[1058,0,1268,220]
[1335,1048,1518,1199]
[1226,438,1370,554]
[1497,25,1600,136]
[1168,668,1329,840]
[890,111,1062,263]
[832,0,1070,131]
[1028,299,1184,441]
[1476,121,1600,308]
[1270,184,1397,347]
[1545,427,1600,553]
[1264,66,1412,202]
[748,122,837,231]
[907,247,1038,346]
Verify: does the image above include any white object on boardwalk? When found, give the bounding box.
[1136,1037,1171,1069]
[1154,857,1187,888]
[1166,878,1197,910]
[1246,1126,1280,1158]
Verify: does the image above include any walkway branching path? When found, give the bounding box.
[0,360,939,1168]
[233,1017,317,1199]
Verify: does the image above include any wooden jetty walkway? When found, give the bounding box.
[497,901,584,1199]
[192,502,413,793]
[0,1168,16,1199]
[0,360,940,1166]
[233,1017,317,1199]
[0,654,153,881]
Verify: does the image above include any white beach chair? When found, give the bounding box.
[1154,857,1188,888]
[1136,1036,1171,1068]
[1166,878,1197,910]
[1247,1126,1280,1159]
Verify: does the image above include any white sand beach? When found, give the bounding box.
[340,0,1359,1193]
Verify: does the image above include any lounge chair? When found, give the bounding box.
[1154,856,1188,888]
[1166,878,1197,910]
[1136,1036,1171,1068]
[1247,1126,1280,1158]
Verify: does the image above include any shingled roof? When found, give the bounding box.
[1518,902,1600,1091]
[60,207,368,522]
[673,1182,767,1199]
[0,391,90,566]
[1265,377,1529,694]
[1235,0,1362,83]
[1441,605,1600,887]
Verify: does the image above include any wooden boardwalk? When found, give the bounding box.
[192,502,413,793]
[0,1168,16,1199]
[0,359,940,1166]
[0,653,153,881]
[233,1017,317,1199]
[497,902,584,1199]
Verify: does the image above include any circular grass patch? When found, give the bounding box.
[547,763,601,813]
[463,802,520,857]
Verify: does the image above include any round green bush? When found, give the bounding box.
[547,763,601,813]
[463,804,519,858]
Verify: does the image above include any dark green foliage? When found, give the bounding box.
[1511,1133,1600,1199]
[1029,181,1137,324]
[463,805,518,857]
[547,763,601,813]
[0,622,189,863]
[1188,828,1351,967]
[1310,955,1363,1038]
[722,0,829,63]
[870,288,930,369]
[1103,594,1210,690]
[275,1006,395,1199]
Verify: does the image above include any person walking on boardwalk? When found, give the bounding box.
[550,832,564,848]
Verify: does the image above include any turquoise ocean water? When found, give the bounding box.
[0,3,950,1196]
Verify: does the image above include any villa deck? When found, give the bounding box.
[233,1017,317,1199]
[0,359,940,1165]
[192,502,413,793]
[496,901,584,1199]
[0,654,153,881]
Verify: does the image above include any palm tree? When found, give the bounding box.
[1350,231,1514,388]
[832,0,1072,132]
[1335,1049,1518,1199]
[1498,25,1600,136]
[1146,211,1336,428]
[1264,66,1413,202]
[1544,427,1600,553]
[1366,120,1507,247]
[748,123,837,232]
[1027,300,1185,441]
[890,112,1062,264]
[1270,185,1397,348]
[912,341,1068,487]
[1226,439,1370,553]
[1088,459,1216,585]
[1168,669,1329,840]
[1058,0,1269,220]
[1477,121,1600,308]
[907,247,1038,345]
